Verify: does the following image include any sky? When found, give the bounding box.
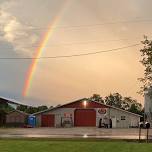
[0,0,152,106]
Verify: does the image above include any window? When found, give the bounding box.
[121,116,126,120]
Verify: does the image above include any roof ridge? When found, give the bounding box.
[32,98,142,117]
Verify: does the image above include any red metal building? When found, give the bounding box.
[34,98,141,128]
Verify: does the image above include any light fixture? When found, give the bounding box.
[83,100,87,107]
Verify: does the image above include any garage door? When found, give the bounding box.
[74,109,96,127]
[41,114,54,127]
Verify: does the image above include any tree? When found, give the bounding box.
[17,105,48,114]
[105,93,122,108]
[89,94,104,103]
[139,36,152,93]
[122,97,134,111]
[123,97,142,114]
[25,107,38,114]
[37,105,48,111]
[129,102,143,115]
[121,100,129,110]
[17,105,28,112]
[103,93,143,115]
[0,102,14,113]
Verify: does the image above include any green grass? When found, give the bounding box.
[0,139,152,152]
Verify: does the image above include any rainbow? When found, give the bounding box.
[22,1,71,97]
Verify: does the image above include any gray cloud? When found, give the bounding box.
[0,1,39,56]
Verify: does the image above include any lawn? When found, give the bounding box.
[0,139,152,152]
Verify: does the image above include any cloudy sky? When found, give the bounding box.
[0,0,152,106]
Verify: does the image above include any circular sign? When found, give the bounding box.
[98,108,107,114]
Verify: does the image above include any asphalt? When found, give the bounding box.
[0,128,151,140]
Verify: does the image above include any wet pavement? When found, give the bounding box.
[0,128,151,139]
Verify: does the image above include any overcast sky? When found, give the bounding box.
[0,0,152,106]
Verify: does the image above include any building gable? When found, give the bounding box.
[59,99,108,109]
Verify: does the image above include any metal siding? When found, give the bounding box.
[34,101,140,128]
[41,114,54,127]
[109,108,140,128]
[96,108,109,127]
[40,108,75,127]
[6,111,27,123]
[36,115,41,127]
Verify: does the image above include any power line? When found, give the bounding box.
[38,19,152,29]
[0,37,142,49]
[0,43,141,60]
[1,19,152,32]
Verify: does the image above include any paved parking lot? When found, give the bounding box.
[0,128,151,139]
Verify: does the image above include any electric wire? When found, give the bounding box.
[0,43,141,60]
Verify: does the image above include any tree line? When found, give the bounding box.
[8,93,144,116]
[89,93,143,115]
[16,105,49,114]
